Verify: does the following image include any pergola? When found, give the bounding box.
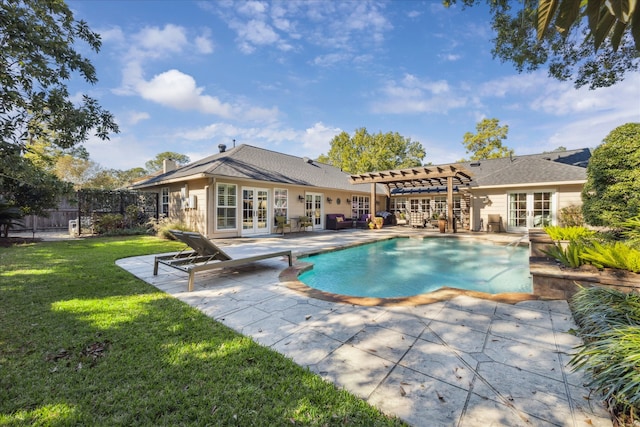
[349,164,474,232]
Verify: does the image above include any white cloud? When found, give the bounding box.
[299,122,342,156]
[84,134,153,170]
[136,69,234,117]
[372,74,467,114]
[177,120,340,159]
[126,111,151,125]
[440,53,461,61]
[195,31,214,54]
[311,53,351,67]
[218,1,391,55]
[530,73,640,116]
[99,26,125,44]
[132,24,189,58]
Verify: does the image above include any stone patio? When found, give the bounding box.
[116,228,612,427]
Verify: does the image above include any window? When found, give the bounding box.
[274,188,288,218]
[409,198,430,215]
[434,196,447,217]
[351,195,369,219]
[390,197,407,215]
[161,188,169,216]
[216,183,237,230]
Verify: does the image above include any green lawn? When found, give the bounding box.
[0,236,405,426]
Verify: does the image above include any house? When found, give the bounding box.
[130,144,387,238]
[130,144,591,237]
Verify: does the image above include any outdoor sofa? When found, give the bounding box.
[325,214,353,230]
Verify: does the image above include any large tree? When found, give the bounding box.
[444,0,640,89]
[461,118,513,160]
[0,0,118,213]
[582,122,640,227]
[317,128,425,174]
[145,152,191,173]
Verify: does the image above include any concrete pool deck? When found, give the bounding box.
[116,227,612,427]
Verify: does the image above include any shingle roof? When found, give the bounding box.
[456,148,591,187]
[131,144,375,192]
[131,145,591,191]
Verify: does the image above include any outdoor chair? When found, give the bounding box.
[409,212,426,228]
[486,214,503,232]
[153,230,293,291]
[275,216,291,235]
[298,215,313,231]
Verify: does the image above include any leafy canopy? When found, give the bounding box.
[317,128,425,174]
[444,0,640,89]
[0,0,118,212]
[0,0,118,151]
[461,118,513,160]
[145,152,191,173]
[582,122,640,227]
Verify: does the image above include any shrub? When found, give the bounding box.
[93,213,124,234]
[620,215,640,249]
[543,241,587,268]
[151,217,191,239]
[0,201,24,238]
[558,205,584,227]
[569,287,640,423]
[544,225,595,242]
[581,241,640,273]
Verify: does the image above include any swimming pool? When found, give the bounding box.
[298,237,532,298]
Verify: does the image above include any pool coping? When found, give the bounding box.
[280,233,539,306]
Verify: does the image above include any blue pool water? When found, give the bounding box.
[298,238,532,298]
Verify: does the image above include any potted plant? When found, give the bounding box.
[438,214,447,233]
[373,217,384,229]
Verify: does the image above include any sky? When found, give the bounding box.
[66,0,640,171]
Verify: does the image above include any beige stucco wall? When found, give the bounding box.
[154,177,381,238]
[469,183,585,233]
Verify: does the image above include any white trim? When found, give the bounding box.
[473,180,585,190]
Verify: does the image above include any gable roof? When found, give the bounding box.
[457,148,591,188]
[130,144,376,192]
[131,144,591,193]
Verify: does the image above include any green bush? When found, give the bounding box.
[620,215,640,249]
[93,213,124,234]
[544,225,595,241]
[543,241,588,268]
[558,205,584,227]
[570,287,640,422]
[151,217,191,239]
[581,241,640,273]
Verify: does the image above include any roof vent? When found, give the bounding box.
[218,144,226,153]
[470,162,481,167]
[543,157,551,161]
[302,157,313,164]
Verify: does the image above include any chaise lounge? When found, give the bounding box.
[153,230,293,291]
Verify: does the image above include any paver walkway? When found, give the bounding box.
[116,228,612,427]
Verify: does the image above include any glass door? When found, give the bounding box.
[305,193,324,230]
[508,193,528,232]
[508,191,554,232]
[242,187,269,236]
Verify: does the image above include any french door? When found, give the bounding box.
[242,187,269,236]
[304,193,324,230]
[508,191,555,232]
